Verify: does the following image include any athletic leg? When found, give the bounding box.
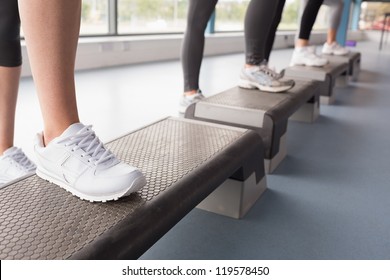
[181,0,218,93]
[297,0,325,45]
[240,0,294,93]
[264,0,286,62]
[322,0,349,55]
[245,0,281,66]
[179,0,218,113]
[0,0,36,185]
[0,0,22,154]
[18,0,146,201]
[18,0,81,145]
[291,0,328,66]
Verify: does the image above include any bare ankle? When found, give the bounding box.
[0,143,13,155]
[184,90,198,96]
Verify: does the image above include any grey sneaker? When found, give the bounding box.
[0,147,36,186]
[179,90,205,114]
[239,65,295,93]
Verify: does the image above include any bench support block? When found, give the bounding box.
[289,100,320,123]
[323,52,361,82]
[283,62,349,106]
[336,74,349,87]
[265,133,287,173]
[320,94,336,105]
[351,58,361,82]
[197,173,267,219]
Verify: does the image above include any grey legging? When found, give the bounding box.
[0,0,22,67]
[181,0,280,92]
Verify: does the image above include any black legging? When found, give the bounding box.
[181,0,218,92]
[0,0,22,67]
[264,0,286,62]
[298,0,324,40]
[264,0,324,61]
[244,0,281,66]
[181,0,280,91]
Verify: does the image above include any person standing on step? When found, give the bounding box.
[290,0,329,67]
[320,0,349,55]
[0,0,146,201]
[263,0,330,68]
[179,0,295,114]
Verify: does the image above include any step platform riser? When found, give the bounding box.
[197,173,267,219]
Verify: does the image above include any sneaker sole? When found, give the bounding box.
[290,61,328,67]
[333,52,349,56]
[322,50,349,56]
[238,79,294,93]
[36,167,147,202]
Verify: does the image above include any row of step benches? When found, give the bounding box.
[0,52,361,260]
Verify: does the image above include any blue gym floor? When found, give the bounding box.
[16,40,390,259]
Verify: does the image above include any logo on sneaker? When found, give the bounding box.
[60,155,88,185]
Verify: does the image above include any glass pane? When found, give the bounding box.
[214,0,327,32]
[118,0,188,34]
[312,5,328,31]
[279,0,327,31]
[279,0,300,30]
[80,0,109,35]
[214,0,250,32]
[360,2,390,31]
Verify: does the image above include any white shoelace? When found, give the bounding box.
[258,65,282,79]
[59,126,116,166]
[5,148,36,172]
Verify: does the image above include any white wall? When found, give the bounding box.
[21,30,366,77]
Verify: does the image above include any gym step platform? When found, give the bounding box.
[322,51,361,82]
[184,79,320,173]
[282,61,349,105]
[0,117,266,260]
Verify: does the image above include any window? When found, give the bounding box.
[279,0,327,31]
[214,0,250,32]
[117,0,188,34]
[80,0,109,35]
[359,2,390,31]
[279,0,300,30]
[77,0,330,36]
[214,0,327,33]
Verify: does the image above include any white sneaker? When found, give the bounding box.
[34,123,147,202]
[322,42,349,56]
[0,147,36,186]
[179,90,205,114]
[290,46,328,67]
[239,65,295,93]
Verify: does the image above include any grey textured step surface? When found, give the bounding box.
[283,62,349,104]
[322,51,361,81]
[0,117,265,260]
[185,80,319,173]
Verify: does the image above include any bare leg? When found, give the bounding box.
[0,66,21,154]
[327,28,337,44]
[18,0,81,145]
